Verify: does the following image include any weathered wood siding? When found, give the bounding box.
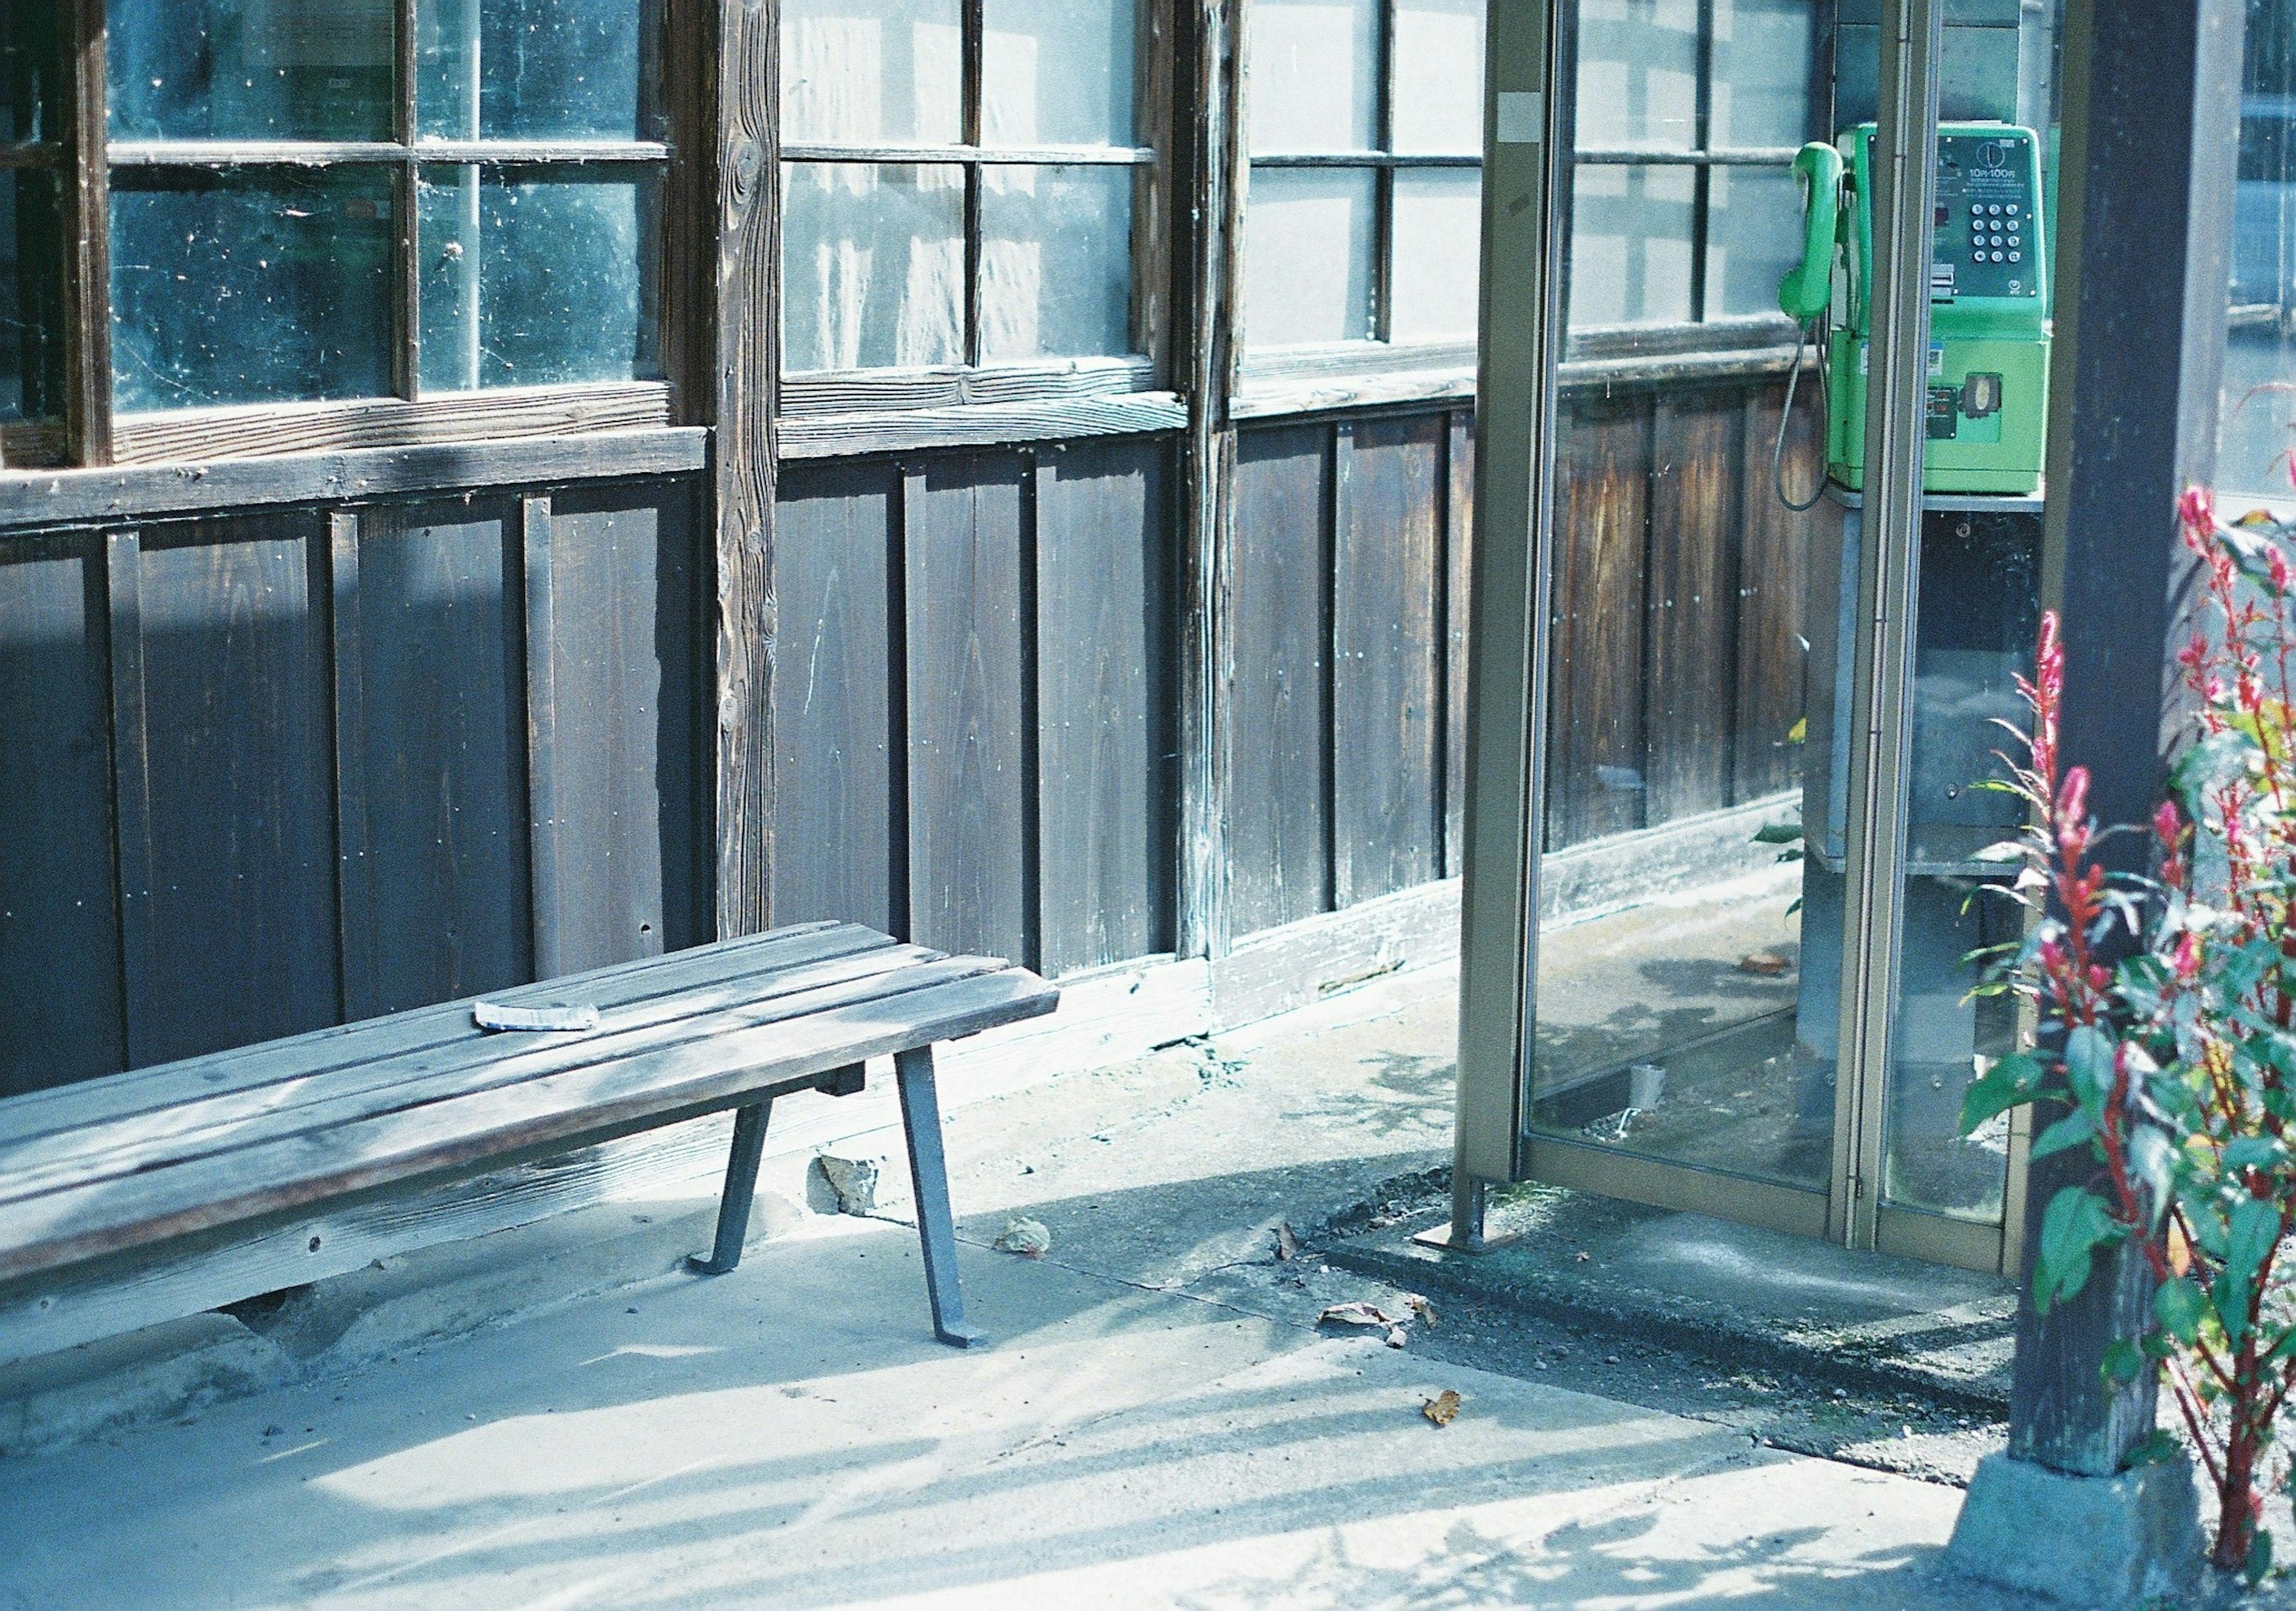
[0,476,712,1097]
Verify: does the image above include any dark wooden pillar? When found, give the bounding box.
[2013,0,2242,1477]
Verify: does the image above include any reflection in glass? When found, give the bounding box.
[111,168,394,412]
[417,0,662,142]
[1709,0,1815,148]
[1247,0,1379,152]
[979,166,1134,362]
[780,0,964,146]
[2221,20,2296,502]
[1391,170,1481,340]
[0,169,62,421]
[110,0,395,142]
[981,0,1136,147]
[1574,0,1699,149]
[781,163,964,371]
[417,167,661,393]
[1244,168,1376,345]
[1568,163,1696,328]
[1705,166,1805,318]
[1391,0,1486,154]
[2,4,62,144]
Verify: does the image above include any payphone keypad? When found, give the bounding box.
[1931,133,2038,299]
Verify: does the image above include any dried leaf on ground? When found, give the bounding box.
[1384,1325,1409,1349]
[1403,1294,1437,1329]
[994,1216,1053,1257]
[1422,1389,1462,1427]
[1275,1223,1299,1261]
[1317,1300,1401,1331]
[1738,952,1792,976]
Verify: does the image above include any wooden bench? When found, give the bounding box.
[0,922,1058,1350]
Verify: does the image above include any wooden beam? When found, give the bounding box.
[62,0,109,467]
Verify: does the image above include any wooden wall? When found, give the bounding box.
[0,476,713,1096]
[772,433,1177,979]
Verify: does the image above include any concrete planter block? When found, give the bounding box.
[1944,1450,2204,1609]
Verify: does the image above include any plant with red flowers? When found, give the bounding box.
[1961,487,2296,1579]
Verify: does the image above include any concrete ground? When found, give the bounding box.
[0,964,2193,1608]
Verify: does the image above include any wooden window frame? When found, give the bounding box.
[7,0,691,472]
[773,0,1179,439]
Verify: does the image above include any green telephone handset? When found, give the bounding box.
[1778,141,1844,324]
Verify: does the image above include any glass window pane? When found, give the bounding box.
[1573,0,1700,150]
[1709,0,1813,149]
[1248,0,1378,152]
[781,162,964,371]
[1,4,63,144]
[110,0,393,142]
[982,0,1136,147]
[2222,80,2296,499]
[1566,163,1696,328]
[110,168,395,413]
[1391,0,1485,154]
[0,168,63,421]
[1705,164,1804,318]
[417,0,662,142]
[781,0,963,146]
[1244,167,1376,346]
[418,166,662,393]
[980,166,1134,362]
[1391,169,1481,340]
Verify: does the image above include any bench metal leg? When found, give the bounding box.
[686,1098,774,1276]
[895,1044,982,1348]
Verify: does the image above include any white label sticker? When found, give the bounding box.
[1496,91,1544,145]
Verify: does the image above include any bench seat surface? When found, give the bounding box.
[0,922,1057,1286]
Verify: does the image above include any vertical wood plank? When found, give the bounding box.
[1544,396,1651,849]
[1644,390,1742,823]
[1445,411,1475,875]
[1736,378,1815,803]
[0,533,126,1093]
[341,498,533,1018]
[63,0,111,465]
[905,456,1029,962]
[772,459,902,936]
[1034,436,1176,974]
[103,531,154,1062]
[523,495,564,979]
[710,0,780,940]
[1228,423,1333,936]
[1332,413,1443,906]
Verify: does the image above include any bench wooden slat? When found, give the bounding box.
[0,922,890,1149]
[0,941,954,1203]
[0,967,1058,1285]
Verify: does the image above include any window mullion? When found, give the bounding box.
[1689,0,1717,322]
[393,0,420,400]
[63,0,110,466]
[1373,0,1397,343]
[962,0,985,368]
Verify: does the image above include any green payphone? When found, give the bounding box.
[1778,122,2050,498]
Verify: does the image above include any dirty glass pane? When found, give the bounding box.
[2220,7,2296,502]
[981,0,1136,147]
[1243,167,1376,346]
[781,162,964,371]
[1705,165,1805,318]
[1390,0,1485,154]
[110,0,394,142]
[979,166,1133,362]
[781,0,964,146]
[1709,0,1814,149]
[110,168,395,412]
[417,0,662,142]
[1248,0,1379,152]
[1567,163,1696,328]
[0,169,63,420]
[417,166,661,393]
[1,4,63,144]
[1574,0,1700,150]
[1390,169,1480,340]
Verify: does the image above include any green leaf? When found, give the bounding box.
[1961,1051,2048,1135]
[1751,821,1804,846]
[2034,1187,2126,1315]
[2249,1527,2275,1589]
[2029,1109,2099,1163]
[1970,839,2026,864]
[2123,1428,2184,1468]
[2223,1136,2285,1173]
[2128,1128,2178,1227]
[2155,1277,2206,1346]
[2065,1026,2118,1120]
[2216,1197,2282,1347]
[2100,1337,2147,1386]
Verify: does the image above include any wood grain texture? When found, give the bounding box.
[1643,393,1741,823]
[62,0,109,466]
[778,358,1158,416]
[903,457,1030,962]
[776,395,1187,458]
[117,516,343,1066]
[710,0,780,942]
[109,386,677,467]
[772,460,903,936]
[1332,414,1443,906]
[0,533,124,1093]
[1445,411,1474,875]
[1227,423,1332,937]
[1544,397,1651,849]
[337,500,534,1019]
[1735,380,1813,804]
[1034,437,1176,975]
